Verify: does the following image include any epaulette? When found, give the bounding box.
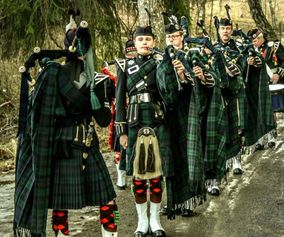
[94,72,109,85]
[153,54,163,61]
[115,58,126,72]
[126,58,136,67]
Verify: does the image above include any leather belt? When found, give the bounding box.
[129,93,152,103]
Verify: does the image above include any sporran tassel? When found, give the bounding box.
[90,87,101,110]
[138,139,146,174]
[146,139,155,172]
[77,39,101,111]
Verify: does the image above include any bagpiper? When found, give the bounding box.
[213,6,245,175]
[247,28,284,149]
[14,16,119,237]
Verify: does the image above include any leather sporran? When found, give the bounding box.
[133,127,163,179]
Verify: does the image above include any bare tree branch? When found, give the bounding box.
[247,0,277,40]
[0,101,12,108]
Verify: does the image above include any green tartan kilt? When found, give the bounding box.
[243,68,275,145]
[14,135,34,228]
[243,76,259,145]
[125,103,173,177]
[203,87,227,180]
[225,95,242,159]
[49,140,116,209]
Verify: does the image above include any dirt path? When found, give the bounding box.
[1,126,283,237]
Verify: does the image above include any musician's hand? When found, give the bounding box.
[119,134,128,149]
[272,74,280,84]
[247,56,254,65]
[253,56,262,67]
[172,59,186,81]
[78,56,84,61]
[193,66,205,81]
[226,61,241,76]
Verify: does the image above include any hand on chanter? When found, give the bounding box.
[247,56,254,65]
[172,59,186,81]
[119,134,128,149]
[193,65,205,81]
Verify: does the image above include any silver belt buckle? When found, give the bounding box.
[139,93,150,102]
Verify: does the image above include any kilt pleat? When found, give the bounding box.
[225,96,241,159]
[204,86,227,179]
[49,142,116,209]
[14,64,60,235]
[14,136,34,228]
[243,66,275,145]
[84,148,116,205]
[165,88,191,204]
[156,58,207,215]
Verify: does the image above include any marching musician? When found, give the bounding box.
[160,15,216,216]
[239,29,275,151]
[214,16,245,175]
[248,29,284,149]
[115,21,175,237]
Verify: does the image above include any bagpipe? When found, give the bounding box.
[151,44,200,86]
[19,48,71,76]
[155,45,187,90]
[160,13,216,86]
[18,5,88,83]
[213,14,243,79]
[180,16,217,55]
[18,6,110,135]
[18,47,74,136]
[17,3,87,136]
[231,25,260,59]
[242,43,263,72]
[156,13,224,87]
[237,36,263,82]
[232,25,251,47]
[183,17,229,87]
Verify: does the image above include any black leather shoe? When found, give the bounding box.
[233,168,243,175]
[152,230,166,237]
[134,231,147,237]
[175,207,182,216]
[210,188,220,196]
[268,141,275,148]
[160,206,167,215]
[160,206,179,216]
[255,144,264,151]
[181,208,194,217]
